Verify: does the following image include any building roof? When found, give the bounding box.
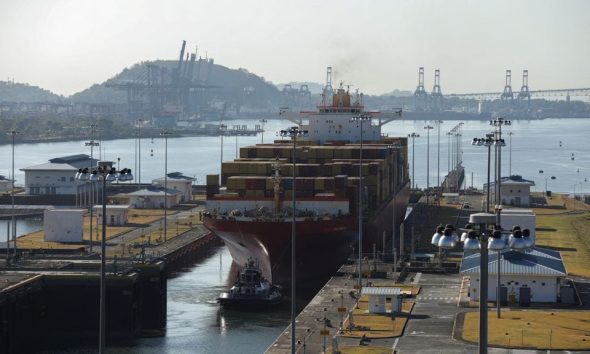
[153,172,195,183]
[21,162,78,171]
[124,186,179,197]
[93,204,131,210]
[361,287,401,296]
[49,154,90,164]
[485,175,535,188]
[21,154,99,171]
[460,246,566,277]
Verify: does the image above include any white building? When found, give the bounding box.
[501,209,537,240]
[119,187,180,209]
[152,172,195,202]
[21,154,98,195]
[361,287,402,314]
[485,175,535,207]
[44,209,84,242]
[461,247,567,303]
[95,204,131,226]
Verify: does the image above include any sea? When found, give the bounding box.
[1,117,589,353]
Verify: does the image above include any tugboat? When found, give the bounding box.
[217,259,283,309]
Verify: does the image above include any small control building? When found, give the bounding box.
[44,209,84,242]
[95,204,131,226]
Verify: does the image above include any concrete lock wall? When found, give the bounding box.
[44,209,84,242]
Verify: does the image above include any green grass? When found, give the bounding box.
[463,310,590,350]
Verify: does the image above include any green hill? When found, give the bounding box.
[0,81,63,102]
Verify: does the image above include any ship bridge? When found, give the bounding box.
[301,87,382,144]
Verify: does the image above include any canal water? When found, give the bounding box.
[0,218,43,242]
[1,117,589,352]
[115,245,291,354]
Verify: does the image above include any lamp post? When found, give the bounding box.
[259,119,267,144]
[408,133,420,190]
[352,115,371,288]
[435,120,443,188]
[219,124,227,183]
[455,131,462,192]
[85,125,99,254]
[490,118,511,228]
[76,164,133,354]
[136,119,144,185]
[279,126,308,354]
[424,125,434,204]
[471,134,494,213]
[8,130,18,262]
[234,127,239,159]
[161,130,171,242]
[508,132,514,177]
[462,213,495,354]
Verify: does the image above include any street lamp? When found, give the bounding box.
[161,130,171,242]
[471,134,494,212]
[234,127,239,159]
[220,124,227,174]
[259,119,267,144]
[135,119,144,185]
[446,131,453,186]
[7,130,18,263]
[85,125,99,254]
[278,126,308,354]
[408,133,420,190]
[508,132,514,177]
[76,164,133,354]
[435,120,443,188]
[490,117,511,227]
[459,212,496,354]
[424,125,434,204]
[351,114,372,289]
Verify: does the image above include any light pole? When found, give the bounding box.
[85,125,99,254]
[472,134,494,213]
[446,131,453,189]
[234,127,239,159]
[259,119,267,144]
[490,118,511,228]
[279,126,308,354]
[508,132,514,177]
[161,130,171,242]
[76,164,133,354]
[455,131,463,192]
[435,120,443,188]
[462,213,495,354]
[8,130,18,262]
[352,115,371,289]
[408,133,420,190]
[220,123,227,169]
[424,125,434,204]
[136,119,144,185]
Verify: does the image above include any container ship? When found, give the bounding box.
[203,78,410,286]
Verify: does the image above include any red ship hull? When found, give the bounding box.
[203,216,357,286]
[203,182,410,287]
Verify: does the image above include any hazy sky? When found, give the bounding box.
[1,0,589,96]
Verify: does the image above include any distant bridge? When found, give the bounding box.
[446,88,590,100]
